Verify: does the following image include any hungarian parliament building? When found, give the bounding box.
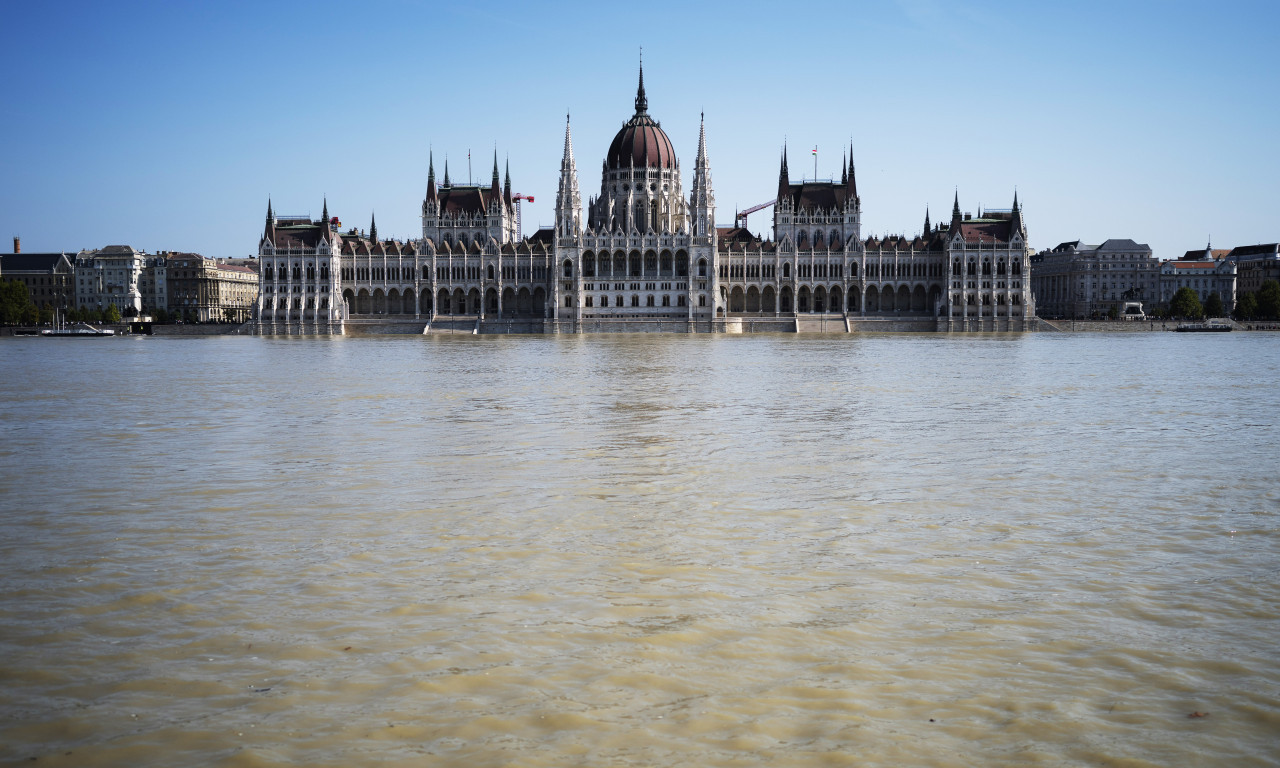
[255,68,1034,334]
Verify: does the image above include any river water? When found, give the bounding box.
[1,332,1277,767]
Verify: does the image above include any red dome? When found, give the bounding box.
[606,113,676,170]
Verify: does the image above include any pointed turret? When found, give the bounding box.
[951,190,962,227]
[778,145,790,200]
[846,145,857,199]
[555,114,582,238]
[923,208,931,236]
[426,151,437,201]
[369,212,377,242]
[321,197,329,225]
[503,159,512,206]
[1010,190,1024,236]
[490,149,501,198]
[635,59,648,115]
[264,198,275,240]
[690,112,715,239]
[443,157,450,186]
[841,150,848,185]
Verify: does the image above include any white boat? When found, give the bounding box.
[40,323,116,337]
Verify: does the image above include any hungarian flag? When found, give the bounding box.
[812,147,817,156]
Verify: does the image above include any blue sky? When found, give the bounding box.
[3,0,1277,261]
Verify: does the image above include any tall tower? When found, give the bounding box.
[690,113,715,240]
[555,115,582,239]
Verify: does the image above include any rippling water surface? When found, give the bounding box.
[1,332,1278,767]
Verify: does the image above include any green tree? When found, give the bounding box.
[1107,304,1120,320]
[0,279,35,325]
[153,307,169,324]
[1203,291,1224,318]
[1258,280,1280,320]
[39,306,54,326]
[1234,291,1257,320]
[1169,287,1203,319]
[103,304,122,324]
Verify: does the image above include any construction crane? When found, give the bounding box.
[513,193,534,240]
[735,199,776,229]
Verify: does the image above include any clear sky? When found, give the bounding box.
[3,0,1277,261]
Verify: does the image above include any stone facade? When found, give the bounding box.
[166,253,257,322]
[255,66,1034,334]
[0,251,75,311]
[1228,243,1280,296]
[74,245,146,316]
[1031,239,1158,318]
[1159,248,1236,313]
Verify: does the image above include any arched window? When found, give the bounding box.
[563,260,573,278]
[487,264,495,280]
[783,262,791,278]
[982,259,992,276]
[697,258,707,277]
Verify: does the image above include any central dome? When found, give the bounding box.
[605,66,676,170]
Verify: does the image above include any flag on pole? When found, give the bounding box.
[812,147,817,156]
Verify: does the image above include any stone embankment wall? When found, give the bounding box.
[1039,319,1250,332]
[151,324,251,336]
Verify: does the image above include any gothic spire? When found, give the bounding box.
[369,212,377,242]
[924,207,931,235]
[504,158,512,206]
[695,112,708,164]
[556,114,581,238]
[847,144,857,198]
[426,151,437,201]
[264,198,274,240]
[635,57,648,115]
[951,189,962,226]
[778,144,790,199]
[691,112,714,236]
[841,149,847,185]
[443,157,450,186]
[321,197,329,224]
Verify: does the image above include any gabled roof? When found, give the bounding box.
[1227,243,1280,258]
[782,181,851,213]
[526,228,555,246]
[716,227,761,248]
[955,219,1015,244]
[436,185,496,216]
[1,253,74,273]
[270,222,327,249]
